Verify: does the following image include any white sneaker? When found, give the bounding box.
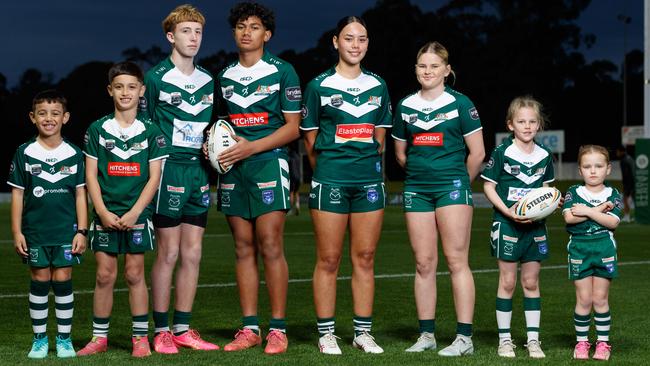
[318,333,342,355]
[352,332,384,354]
[405,332,436,352]
[497,339,516,358]
[525,339,545,359]
[438,335,474,356]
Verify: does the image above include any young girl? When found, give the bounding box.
[563,145,621,361]
[301,16,391,355]
[393,41,484,357]
[481,96,554,358]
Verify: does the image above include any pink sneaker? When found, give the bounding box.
[77,336,108,356]
[223,328,262,352]
[154,331,179,354]
[131,336,152,357]
[264,330,288,354]
[573,341,591,360]
[593,341,611,361]
[172,329,219,351]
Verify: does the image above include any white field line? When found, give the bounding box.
[0,261,647,299]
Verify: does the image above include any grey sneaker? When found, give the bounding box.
[497,338,516,358]
[438,335,474,356]
[405,332,436,352]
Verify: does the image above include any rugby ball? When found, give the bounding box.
[515,187,562,221]
[207,119,237,174]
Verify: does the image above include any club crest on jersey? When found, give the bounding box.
[131,142,144,151]
[368,96,382,106]
[331,94,343,107]
[60,166,73,175]
[255,85,273,96]
[262,190,274,204]
[469,107,479,120]
[367,188,379,203]
[408,114,418,124]
[132,231,143,245]
[201,94,213,105]
[171,92,182,106]
[224,85,234,99]
[509,165,520,175]
[105,139,115,150]
[30,164,42,175]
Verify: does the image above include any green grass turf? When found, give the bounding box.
[0,203,648,365]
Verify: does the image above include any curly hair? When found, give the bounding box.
[228,2,275,34]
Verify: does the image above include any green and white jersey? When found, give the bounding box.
[481,137,555,222]
[392,87,482,193]
[564,184,622,238]
[7,138,85,247]
[217,51,301,157]
[300,67,392,185]
[143,57,213,163]
[83,114,168,216]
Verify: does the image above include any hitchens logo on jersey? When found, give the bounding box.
[413,132,444,146]
[334,123,374,144]
[229,113,269,127]
[108,162,140,176]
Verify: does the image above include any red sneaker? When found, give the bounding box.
[76,336,108,356]
[131,336,152,357]
[264,330,288,354]
[593,341,611,361]
[172,329,219,351]
[223,328,262,351]
[154,331,179,354]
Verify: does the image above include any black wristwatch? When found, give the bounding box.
[76,229,89,237]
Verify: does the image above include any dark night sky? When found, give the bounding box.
[0,0,643,88]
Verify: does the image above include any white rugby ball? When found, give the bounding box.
[207,119,237,174]
[515,187,561,221]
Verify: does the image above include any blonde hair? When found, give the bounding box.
[162,4,206,33]
[416,41,455,83]
[578,145,610,165]
[505,95,547,130]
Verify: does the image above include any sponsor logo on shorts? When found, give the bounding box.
[503,235,519,243]
[404,192,413,206]
[131,224,145,230]
[108,162,140,176]
[330,94,343,107]
[200,184,210,193]
[453,179,462,188]
[572,264,581,275]
[570,258,583,264]
[98,232,110,246]
[262,190,274,205]
[503,243,514,256]
[30,248,39,261]
[368,96,382,106]
[221,191,231,206]
[229,112,269,127]
[167,185,185,193]
[449,190,460,200]
[329,187,341,203]
[64,249,73,261]
[171,92,182,105]
[132,231,143,245]
[168,194,181,210]
[257,181,278,189]
[220,183,235,190]
[538,242,548,254]
[606,263,615,273]
[202,193,210,206]
[376,161,381,173]
[224,85,234,99]
[469,107,479,120]
[285,87,302,101]
[367,188,379,203]
[30,164,42,175]
[533,235,547,242]
[334,123,374,144]
[105,139,115,150]
[413,132,444,146]
[602,256,615,263]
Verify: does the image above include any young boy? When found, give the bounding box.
[216,2,301,354]
[142,4,218,353]
[8,90,87,359]
[77,61,168,357]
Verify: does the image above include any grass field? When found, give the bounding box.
[0,202,648,365]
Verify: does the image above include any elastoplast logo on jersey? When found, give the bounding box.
[167,185,185,193]
[334,123,374,144]
[257,181,277,189]
[108,162,141,177]
[503,235,519,243]
[413,133,444,146]
[602,256,615,263]
[285,87,302,101]
[230,113,269,127]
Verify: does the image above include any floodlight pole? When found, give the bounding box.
[618,14,631,127]
[645,0,650,136]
